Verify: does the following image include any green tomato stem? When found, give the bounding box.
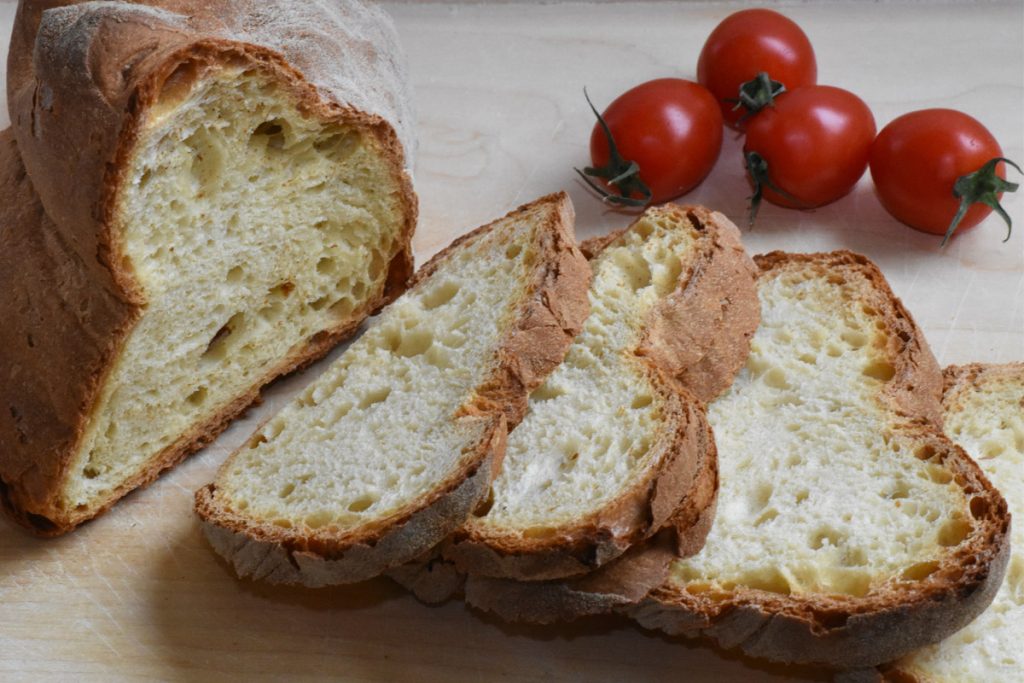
[942,157,1022,246]
[575,88,652,208]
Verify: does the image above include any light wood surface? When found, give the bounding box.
[1,1,1022,681]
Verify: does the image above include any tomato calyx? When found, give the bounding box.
[744,150,805,226]
[943,157,1022,246]
[728,72,786,126]
[575,88,652,208]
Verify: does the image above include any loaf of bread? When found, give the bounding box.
[0,0,416,533]
[445,206,758,582]
[632,252,1010,669]
[890,363,1024,682]
[195,193,591,586]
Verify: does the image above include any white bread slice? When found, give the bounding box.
[632,252,1011,669]
[890,363,1024,683]
[0,1,415,533]
[443,206,760,581]
[194,193,591,586]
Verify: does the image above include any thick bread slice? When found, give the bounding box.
[195,193,591,586]
[631,252,1011,669]
[890,363,1024,683]
[444,206,759,581]
[0,1,415,533]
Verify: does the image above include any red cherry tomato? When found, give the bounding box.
[869,109,1019,243]
[698,9,817,129]
[583,78,723,206]
[743,86,876,219]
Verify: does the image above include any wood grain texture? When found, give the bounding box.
[1,1,1021,681]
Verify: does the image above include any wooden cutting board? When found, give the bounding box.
[1,2,1021,680]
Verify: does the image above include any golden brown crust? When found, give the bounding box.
[0,1,417,534]
[443,206,759,581]
[630,251,1012,669]
[194,193,593,586]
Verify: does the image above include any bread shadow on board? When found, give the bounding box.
[468,607,831,682]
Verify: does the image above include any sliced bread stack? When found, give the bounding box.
[889,363,1024,682]
[0,0,415,533]
[195,193,591,585]
[390,205,761,619]
[632,252,1011,669]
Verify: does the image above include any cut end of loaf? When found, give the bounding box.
[195,193,590,585]
[56,61,414,525]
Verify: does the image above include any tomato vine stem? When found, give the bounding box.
[943,157,1022,246]
[574,88,652,208]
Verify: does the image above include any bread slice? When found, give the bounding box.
[195,193,591,586]
[631,252,1011,669]
[443,206,760,581]
[0,1,415,533]
[890,363,1024,682]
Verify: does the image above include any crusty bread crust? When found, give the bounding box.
[194,193,592,586]
[443,206,758,581]
[0,0,417,534]
[631,251,1011,669]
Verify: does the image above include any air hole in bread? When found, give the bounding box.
[185,128,225,185]
[278,483,295,499]
[862,359,896,381]
[251,119,288,151]
[631,394,653,409]
[810,527,844,549]
[750,482,773,512]
[763,368,790,390]
[421,281,460,310]
[309,295,331,311]
[969,496,990,519]
[273,518,292,529]
[347,495,377,513]
[937,518,970,546]
[305,512,332,529]
[981,441,1005,459]
[226,265,244,282]
[841,330,868,349]
[505,243,522,260]
[914,444,937,461]
[268,282,295,300]
[265,420,285,440]
[613,250,653,291]
[248,434,268,450]
[316,257,337,275]
[358,387,391,409]
[794,489,809,504]
[744,567,791,595]
[901,560,939,581]
[202,312,245,362]
[755,509,779,526]
[887,479,911,500]
[186,387,208,406]
[927,464,953,485]
[313,132,358,161]
[329,297,355,317]
[393,330,433,358]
